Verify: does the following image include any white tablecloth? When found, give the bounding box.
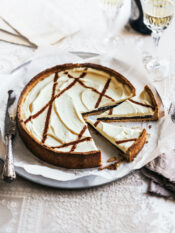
[0,0,175,232]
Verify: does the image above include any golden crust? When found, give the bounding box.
[126,129,147,162]
[17,118,102,169]
[17,63,135,169]
[144,85,159,120]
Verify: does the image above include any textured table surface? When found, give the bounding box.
[1,170,175,233]
[1,0,175,232]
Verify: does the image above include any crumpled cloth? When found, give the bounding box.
[142,150,175,200]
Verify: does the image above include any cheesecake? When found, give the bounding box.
[87,119,147,162]
[97,85,159,122]
[17,63,135,169]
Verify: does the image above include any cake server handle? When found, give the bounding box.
[2,135,16,182]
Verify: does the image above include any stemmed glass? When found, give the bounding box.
[142,0,175,72]
[98,0,124,46]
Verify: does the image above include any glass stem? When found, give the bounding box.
[144,30,162,71]
[152,31,161,48]
[104,8,119,39]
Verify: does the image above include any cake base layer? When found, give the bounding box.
[126,129,147,161]
[17,121,102,169]
[97,115,154,122]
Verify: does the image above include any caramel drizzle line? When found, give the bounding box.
[24,105,48,124]
[42,72,59,143]
[128,99,154,109]
[94,120,100,127]
[24,69,114,125]
[24,79,77,124]
[95,78,111,108]
[77,79,114,102]
[51,137,92,149]
[24,70,87,124]
[115,138,137,144]
[108,108,113,115]
[70,125,87,152]
[64,70,114,102]
[64,71,87,79]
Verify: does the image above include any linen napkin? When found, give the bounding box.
[0,0,79,47]
[149,181,175,199]
[141,103,175,200]
[142,151,175,200]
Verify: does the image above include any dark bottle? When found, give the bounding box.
[129,0,151,35]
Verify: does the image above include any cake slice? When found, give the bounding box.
[87,119,147,162]
[97,85,159,122]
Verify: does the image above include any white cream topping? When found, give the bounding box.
[21,67,134,152]
[54,94,84,135]
[81,89,114,110]
[27,110,47,142]
[99,87,154,118]
[87,119,143,153]
[74,140,97,153]
[23,74,54,119]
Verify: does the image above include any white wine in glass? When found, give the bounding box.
[144,0,174,31]
[142,0,175,71]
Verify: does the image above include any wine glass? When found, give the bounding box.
[98,0,124,46]
[142,0,175,72]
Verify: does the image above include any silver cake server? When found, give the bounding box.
[2,90,16,182]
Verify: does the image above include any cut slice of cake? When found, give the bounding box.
[87,119,147,162]
[97,85,159,122]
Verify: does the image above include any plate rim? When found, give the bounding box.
[15,166,130,190]
[10,51,164,189]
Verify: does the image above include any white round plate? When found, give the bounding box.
[15,166,122,189]
[8,51,163,189]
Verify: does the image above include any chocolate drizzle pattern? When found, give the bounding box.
[95,78,111,108]
[51,137,92,149]
[128,99,154,109]
[42,72,59,143]
[115,138,137,144]
[23,68,119,150]
[24,70,87,125]
[94,120,100,127]
[24,70,114,125]
[64,71,87,79]
[70,125,87,152]
[24,79,77,124]
[77,79,114,102]
[108,108,113,115]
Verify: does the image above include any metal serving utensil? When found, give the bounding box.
[2,90,16,182]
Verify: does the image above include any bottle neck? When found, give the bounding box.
[134,0,143,21]
[129,0,151,35]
